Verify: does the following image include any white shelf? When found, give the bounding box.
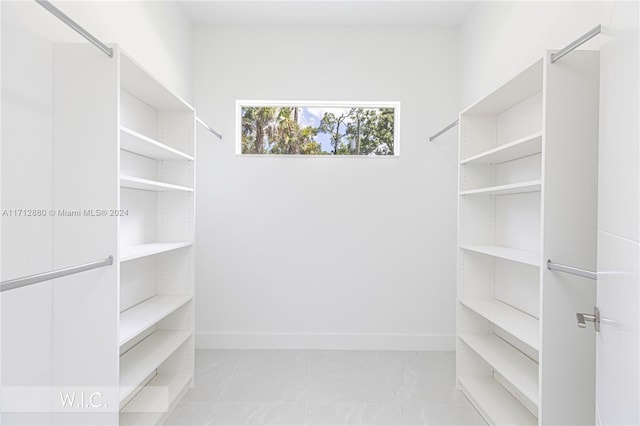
[119,373,192,426]
[120,242,192,262]
[460,298,539,351]
[120,51,193,112]
[120,175,193,192]
[120,330,191,402]
[120,295,192,346]
[460,244,540,267]
[120,127,193,161]
[463,59,542,115]
[459,376,537,426]
[460,333,539,407]
[461,132,543,165]
[460,180,541,196]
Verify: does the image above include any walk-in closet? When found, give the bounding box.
[1,1,638,425]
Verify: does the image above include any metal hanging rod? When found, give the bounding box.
[197,117,223,140]
[547,259,597,280]
[429,119,459,142]
[35,0,113,58]
[550,24,602,64]
[1,256,114,293]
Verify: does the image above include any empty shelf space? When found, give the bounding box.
[460,298,539,351]
[461,132,542,165]
[460,333,539,407]
[119,373,192,426]
[120,127,193,161]
[120,52,193,112]
[460,180,541,196]
[463,60,542,115]
[119,330,191,402]
[120,295,193,346]
[459,376,537,426]
[120,175,193,192]
[120,242,192,262]
[460,245,540,267]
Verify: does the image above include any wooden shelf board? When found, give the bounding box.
[120,295,192,346]
[462,59,543,115]
[120,126,193,161]
[120,175,193,192]
[460,180,541,196]
[460,333,539,407]
[120,51,193,112]
[459,376,537,426]
[460,244,540,267]
[119,373,192,426]
[460,298,539,351]
[119,330,191,402]
[120,242,192,262]
[461,132,543,165]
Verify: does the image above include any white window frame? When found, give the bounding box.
[236,100,401,157]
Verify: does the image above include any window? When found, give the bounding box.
[236,101,400,156]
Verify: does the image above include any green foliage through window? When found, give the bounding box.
[239,104,398,155]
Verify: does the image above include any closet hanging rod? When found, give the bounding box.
[1,256,114,293]
[550,24,601,64]
[547,259,597,280]
[429,119,459,142]
[35,0,113,58]
[197,117,223,139]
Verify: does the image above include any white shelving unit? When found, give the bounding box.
[120,295,193,346]
[52,44,197,425]
[120,175,194,192]
[459,376,538,426]
[460,333,539,406]
[460,180,542,196]
[457,51,600,425]
[119,330,192,403]
[459,245,540,267]
[121,126,194,161]
[460,132,542,165]
[117,48,196,424]
[459,298,539,350]
[120,242,193,262]
[119,374,193,426]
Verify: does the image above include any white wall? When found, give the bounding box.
[460,1,603,106]
[1,2,192,423]
[194,25,460,350]
[460,1,639,424]
[1,1,193,102]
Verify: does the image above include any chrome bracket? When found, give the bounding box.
[576,307,600,332]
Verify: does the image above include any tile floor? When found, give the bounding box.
[164,350,486,426]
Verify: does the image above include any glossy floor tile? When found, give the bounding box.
[306,404,404,425]
[217,350,309,404]
[181,350,245,403]
[167,349,486,426]
[400,405,486,426]
[377,351,469,406]
[206,403,306,425]
[308,351,395,404]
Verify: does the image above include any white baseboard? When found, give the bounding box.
[195,332,455,351]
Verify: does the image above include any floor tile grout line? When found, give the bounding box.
[304,350,312,426]
[202,349,247,425]
[434,350,477,409]
[161,401,214,426]
[441,349,456,368]
[169,350,227,426]
[375,351,408,426]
